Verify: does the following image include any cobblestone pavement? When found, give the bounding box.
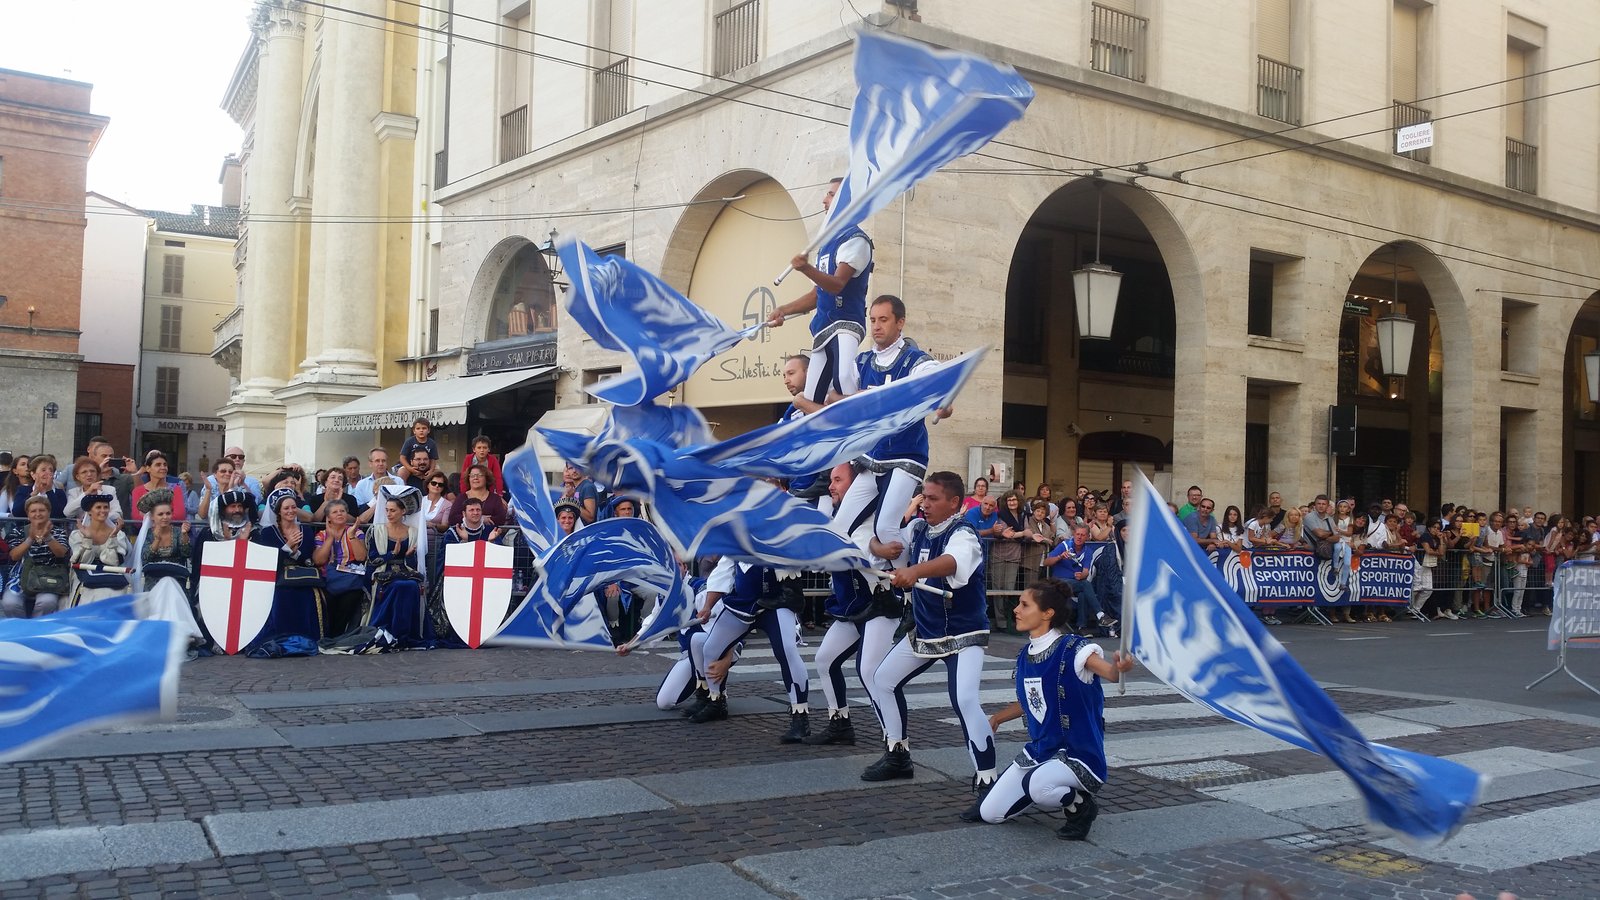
[2,624,1598,898]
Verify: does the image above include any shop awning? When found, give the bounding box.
[527,404,611,471]
[316,368,557,432]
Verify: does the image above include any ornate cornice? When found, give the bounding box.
[251,0,307,42]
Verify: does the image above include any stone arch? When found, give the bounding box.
[292,59,321,200]
[1327,240,1467,508]
[992,177,1207,349]
[659,168,785,294]
[998,177,1203,496]
[1561,291,1600,512]
[460,236,556,350]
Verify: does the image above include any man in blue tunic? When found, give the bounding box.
[860,471,996,820]
[830,295,951,553]
[765,177,873,405]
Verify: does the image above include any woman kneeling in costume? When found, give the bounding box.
[979,579,1135,840]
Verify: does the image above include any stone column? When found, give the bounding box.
[295,24,339,375]
[1439,289,1501,510]
[309,0,385,382]
[236,1,306,400]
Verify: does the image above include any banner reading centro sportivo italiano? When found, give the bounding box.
[1215,549,1414,607]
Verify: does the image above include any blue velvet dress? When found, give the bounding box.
[365,524,435,648]
[251,523,326,648]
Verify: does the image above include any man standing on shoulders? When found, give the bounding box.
[830,295,949,552]
[765,177,873,406]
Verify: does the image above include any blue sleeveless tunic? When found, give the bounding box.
[1014,631,1108,790]
[810,225,872,339]
[857,338,933,467]
[907,517,988,656]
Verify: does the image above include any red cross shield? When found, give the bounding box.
[197,539,278,655]
[442,541,516,649]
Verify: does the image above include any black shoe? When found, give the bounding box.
[802,714,857,745]
[681,687,710,719]
[958,776,996,822]
[689,695,728,724]
[780,711,811,744]
[1056,789,1099,841]
[860,747,914,781]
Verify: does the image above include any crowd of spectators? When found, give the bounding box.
[0,418,651,652]
[963,477,1569,633]
[1,418,1577,650]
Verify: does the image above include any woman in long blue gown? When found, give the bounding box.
[250,489,326,650]
[365,485,435,648]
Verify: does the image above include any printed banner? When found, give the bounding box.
[1215,548,1414,607]
[1551,560,1600,650]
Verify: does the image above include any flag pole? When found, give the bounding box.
[1119,467,1145,696]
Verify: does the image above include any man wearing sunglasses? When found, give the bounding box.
[205,446,263,503]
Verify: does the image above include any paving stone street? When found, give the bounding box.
[3,620,1600,898]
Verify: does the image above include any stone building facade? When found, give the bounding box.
[78,191,149,457]
[223,3,1600,513]
[217,0,420,475]
[138,206,240,474]
[0,68,107,461]
[407,1,1600,515]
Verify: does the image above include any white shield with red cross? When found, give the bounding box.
[442,541,516,648]
[197,539,278,655]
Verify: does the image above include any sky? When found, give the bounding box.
[1,0,255,212]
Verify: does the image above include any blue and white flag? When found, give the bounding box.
[539,426,870,572]
[0,598,184,762]
[493,517,694,652]
[558,238,744,406]
[1124,471,1483,844]
[690,348,985,477]
[502,442,562,558]
[808,31,1034,262]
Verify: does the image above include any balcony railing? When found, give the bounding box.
[499,105,528,163]
[1090,3,1147,82]
[714,0,760,77]
[434,149,447,186]
[1506,137,1538,194]
[1256,56,1303,125]
[1391,100,1432,165]
[593,57,631,126]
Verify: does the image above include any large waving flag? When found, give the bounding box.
[539,425,870,572]
[690,348,985,477]
[502,441,562,558]
[1124,471,1483,844]
[798,31,1034,271]
[492,517,695,652]
[0,596,184,761]
[558,239,743,406]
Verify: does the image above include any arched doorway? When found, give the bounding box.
[1563,292,1600,514]
[458,237,562,455]
[662,172,809,438]
[1001,180,1179,501]
[1333,242,1446,509]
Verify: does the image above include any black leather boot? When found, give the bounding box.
[860,746,914,781]
[801,713,856,745]
[780,710,810,743]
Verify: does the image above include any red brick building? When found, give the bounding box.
[0,68,107,458]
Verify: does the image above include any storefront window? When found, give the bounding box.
[486,245,557,342]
